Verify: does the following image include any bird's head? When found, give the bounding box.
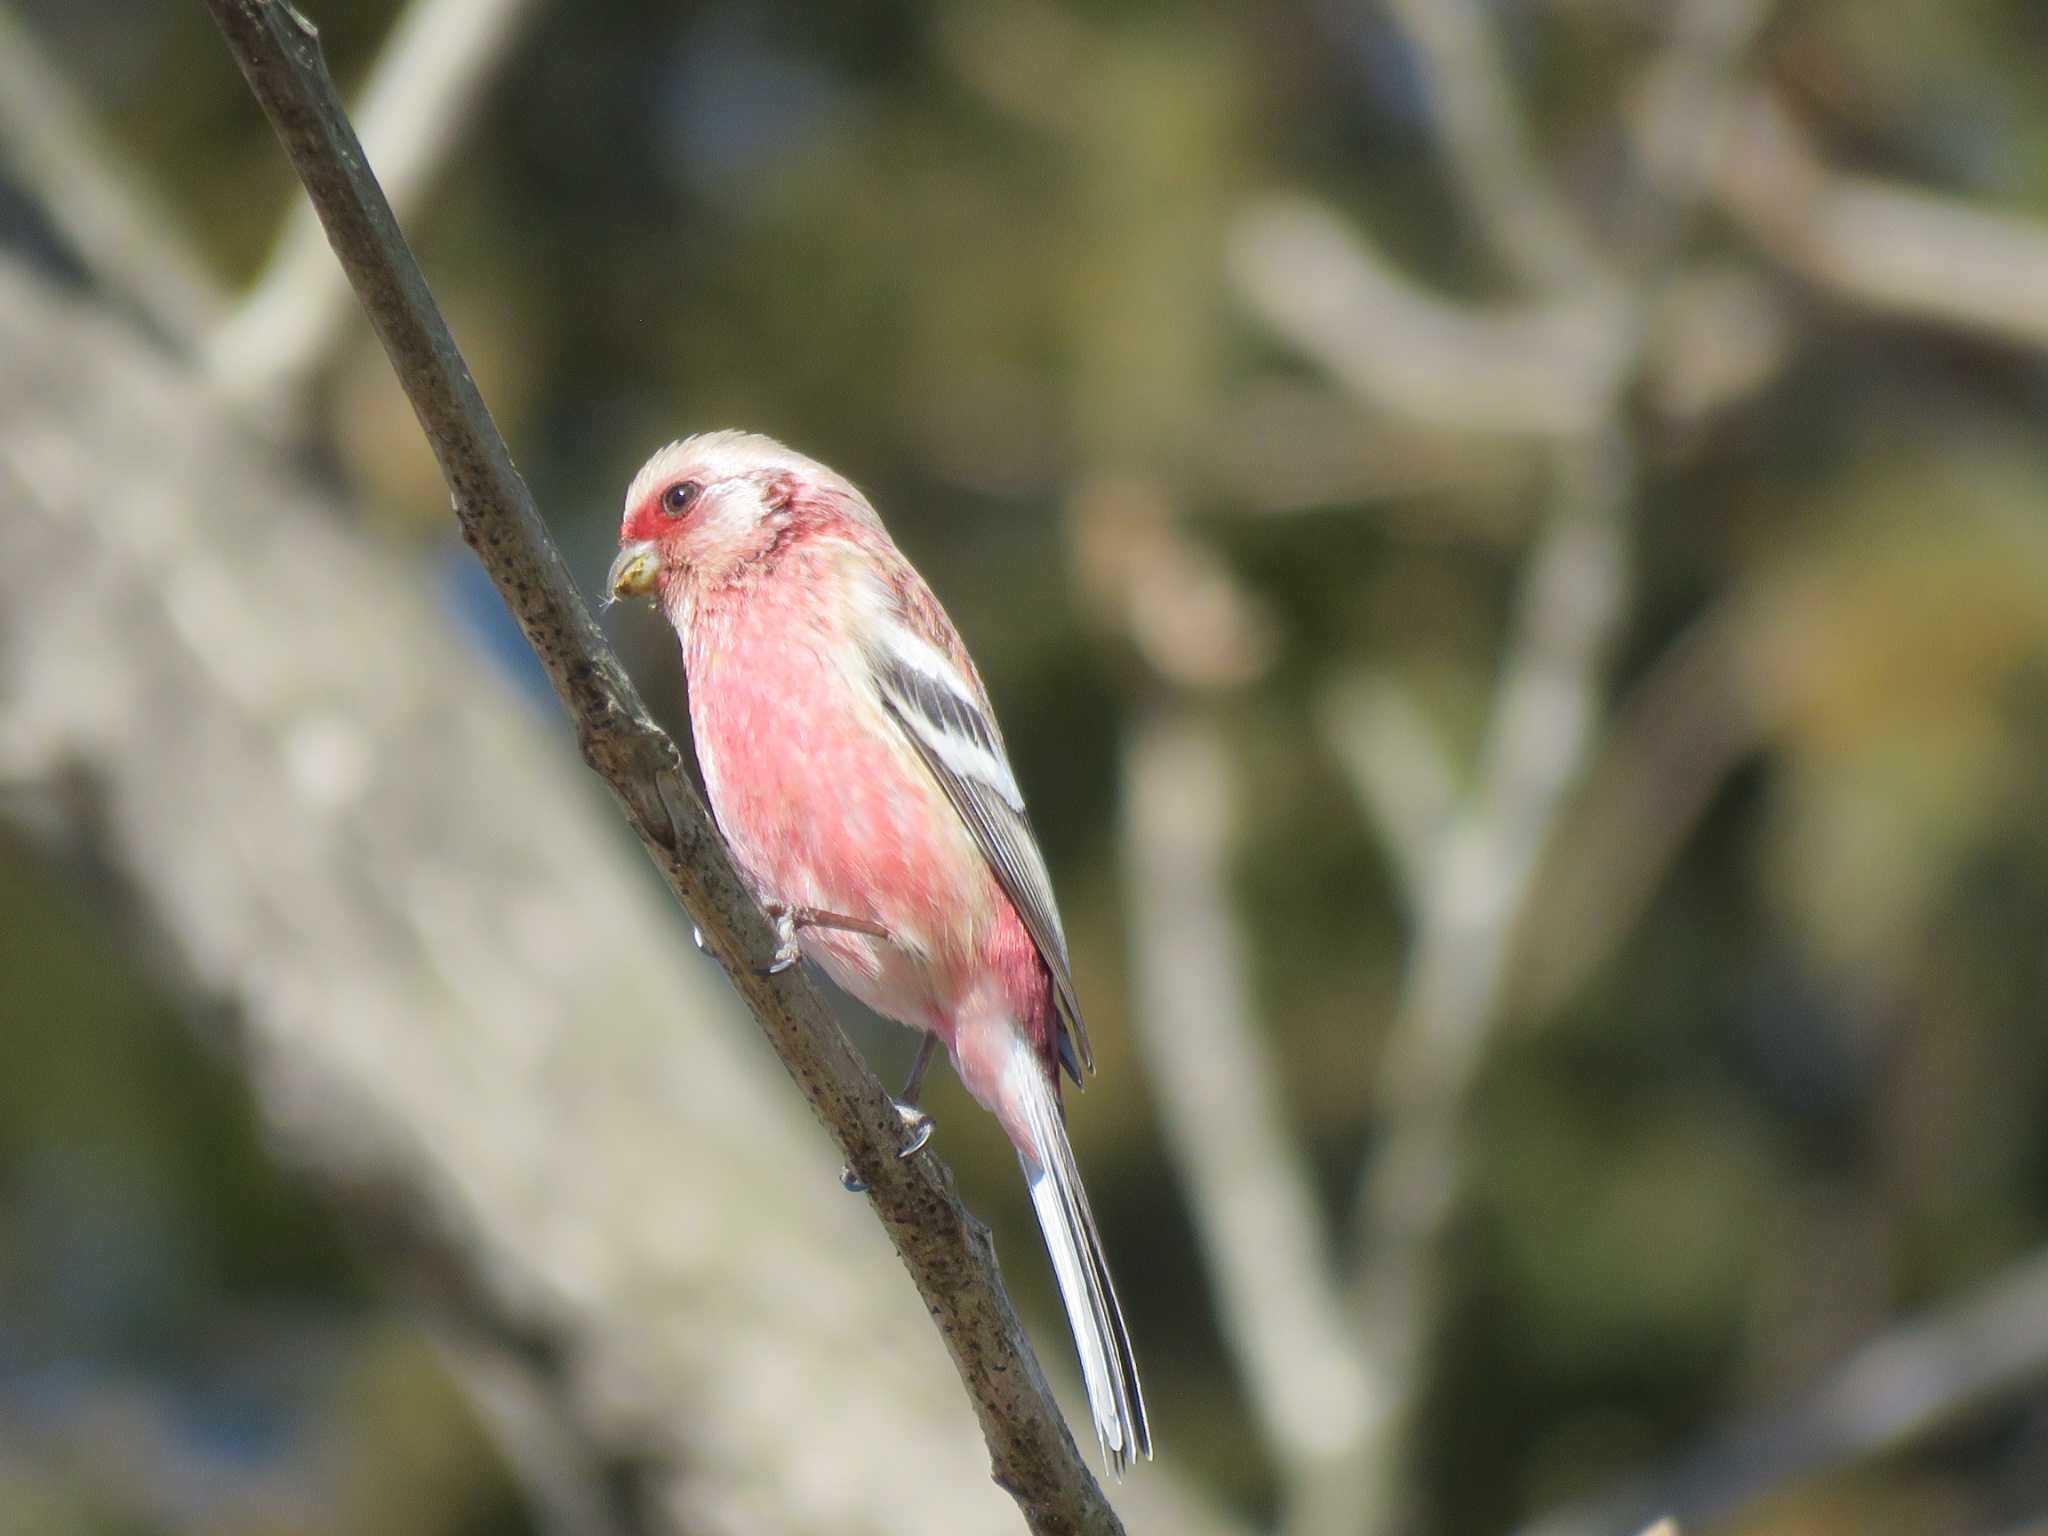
[608,430,874,605]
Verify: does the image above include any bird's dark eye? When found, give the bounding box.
[660,480,701,517]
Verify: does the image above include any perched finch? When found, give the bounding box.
[608,431,1150,1472]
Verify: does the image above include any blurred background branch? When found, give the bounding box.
[1330,2,1768,1529]
[1345,423,1636,1531]
[1228,197,1626,438]
[203,0,547,416]
[1121,702,1373,1530]
[1507,607,1760,1028]
[1711,89,2048,353]
[0,4,222,344]
[8,0,2048,1531]
[1317,669,1459,910]
[1375,0,1606,294]
[1522,1246,2048,1536]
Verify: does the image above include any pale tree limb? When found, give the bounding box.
[1712,88,2048,355]
[1206,383,1541,521]
[1119,706,1374,1533]
[205,0,548,409]
[1613,0,1777,269]
[1315,670,1460,916]
[1233,0,1777,445]
[0,251,1238,1536]
[1507,607,1757,1027]
[1375,0,1608,294]
[1319,7,2048,1531]
[1226,195,1627,438]
[1240,0,1622,439]
[194,2,1129,1529]
[1518,1246,2048,1536]
[1068,476,1366,1528]
[1218,0,1647,1516]
[1343,426,1635,1534]
[0,3,224,345]
[1325,3,1773,1530]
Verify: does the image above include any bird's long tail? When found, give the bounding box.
[1014,1055,1151,1476]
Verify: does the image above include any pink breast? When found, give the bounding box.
[685,576,1004,1024]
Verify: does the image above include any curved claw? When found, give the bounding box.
[839,1101,938,1193]
[895,1103,935,1159]
[756,903,802,976]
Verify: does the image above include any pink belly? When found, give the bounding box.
[687,600,1010,1034]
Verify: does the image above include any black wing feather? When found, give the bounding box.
[873,648,1094,1082]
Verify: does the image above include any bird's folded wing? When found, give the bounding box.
[866,610,1094,1082]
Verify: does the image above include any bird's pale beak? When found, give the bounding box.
[608,540,661,601]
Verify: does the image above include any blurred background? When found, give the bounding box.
[4,0,2048,1533]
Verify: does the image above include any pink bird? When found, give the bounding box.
[608,430,1150,1472]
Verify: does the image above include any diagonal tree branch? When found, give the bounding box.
[196,2,1123,1530]
[0,251,1242,1536]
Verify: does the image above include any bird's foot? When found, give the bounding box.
[896,1101,936,1159]
[755,902,892,977]
[840,1101,938,1193]
[758,904,802,976]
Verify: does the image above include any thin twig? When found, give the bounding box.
[1507,606,1757,1028]
[196,4,1122,1530]
[1315,670,1460,913]
[0,5,224,347]
[1374,0,1608,294]
[205,0,547,408]
[1343,426,1634,1530]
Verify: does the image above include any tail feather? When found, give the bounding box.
[1018,1062,1151,1476]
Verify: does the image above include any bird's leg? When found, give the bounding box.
[841,1035,943,1193]
[755,902,892,976]
[899,1032,938,1108]
[894,1035,939,1157]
